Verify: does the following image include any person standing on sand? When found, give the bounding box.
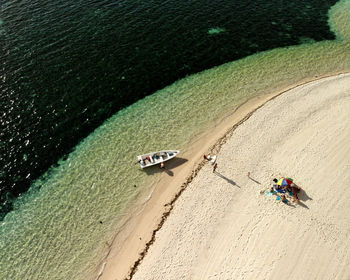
[213,163,218,173]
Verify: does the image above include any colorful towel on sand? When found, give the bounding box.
[265,190,276,196]
[276,188,286,193]
[276,196,289,204]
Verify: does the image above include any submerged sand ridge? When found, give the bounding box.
[131,74,350,280]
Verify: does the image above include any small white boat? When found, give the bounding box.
[137,150,180,169]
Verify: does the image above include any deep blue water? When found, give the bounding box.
[0,0,338,219]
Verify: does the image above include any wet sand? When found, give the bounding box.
[98,73,350,280]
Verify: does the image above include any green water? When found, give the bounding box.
[1,1,350,279]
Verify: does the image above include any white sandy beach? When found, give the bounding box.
[98,73,350,280]
[128,74,350,280]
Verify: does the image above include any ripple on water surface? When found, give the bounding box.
[0,0,350,279]
[0,0,339,214]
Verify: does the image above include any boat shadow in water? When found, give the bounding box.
[143,157,188,177]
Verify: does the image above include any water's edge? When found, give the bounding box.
[0,1,349,279]
[94,71,350,280]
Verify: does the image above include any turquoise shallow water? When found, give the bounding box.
[0,0,338,214]
[0,0,350,279]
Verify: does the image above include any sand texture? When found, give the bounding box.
[131,74,350,280]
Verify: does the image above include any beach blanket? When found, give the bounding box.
[276,196,289,204]
[265,190,276,196]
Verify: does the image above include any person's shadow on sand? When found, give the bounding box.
[296,189,312,209]
[299,189,312,202]
[214,172,240,188]
[284,201,296,208]
[142,157,188,177]
[297,200,309,209]
[247,175,261,185]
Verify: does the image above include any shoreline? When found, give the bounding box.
[96,72,349,280]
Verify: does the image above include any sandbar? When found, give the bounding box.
[98,73,350,280]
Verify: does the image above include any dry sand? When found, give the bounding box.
[130,74,350,280]
[98,73,350,280]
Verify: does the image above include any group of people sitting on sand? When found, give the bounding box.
[203,155,302,205]
[270,177,302,204]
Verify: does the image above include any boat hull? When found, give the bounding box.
[137,150,180,168]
